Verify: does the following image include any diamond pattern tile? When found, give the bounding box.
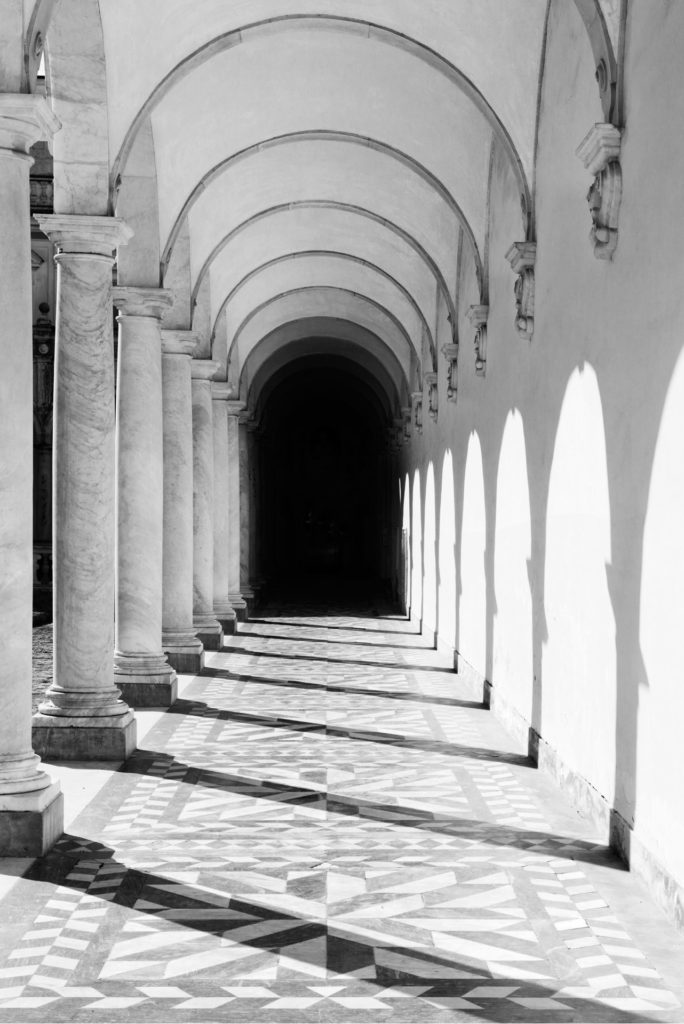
[10,600,684,1021]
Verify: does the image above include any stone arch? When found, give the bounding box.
[216,255,431,370]
[111,13,532,224]
[161,130,483,292]
[192,200,453,363]
[226,288,421,388]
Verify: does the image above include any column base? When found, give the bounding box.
[0,783,64,857]
[114,652,178,708]
[230,594,248,622]
[214,603,237,635]
[32,710,137,762]
[193,617,223,651]
[163,631,205,674]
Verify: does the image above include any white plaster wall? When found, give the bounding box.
[542,366,616,803]
[422,463,437,638]
[396,0,684,911]
[459,432,487,680]
[492,410,532,721]
[437,451,457,653]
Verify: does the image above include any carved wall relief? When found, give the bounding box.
[425,373,438,421]
[441,344,459,401]
[467,305,489,376]
[576,123,622,260]
[401,406,412,441]
[505,242,536,340]
[411,391,423,435]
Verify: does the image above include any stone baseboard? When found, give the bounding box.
[32,714,137,761]
[0,790,63,857]
[610,809,684,931]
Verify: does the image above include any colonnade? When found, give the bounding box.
[0,97,248,855]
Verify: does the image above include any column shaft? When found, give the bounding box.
[114,288,176,707]
[161,332,204,674]
[33,214,136,761]
[0,96,63,853]
[212,386,237,634]
[191,362,222,649]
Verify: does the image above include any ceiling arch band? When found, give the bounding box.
[110,13,532,228]
[161,130,483,290]
[226,286,419,380]
[212,250,435,362]
[189,199,454,364]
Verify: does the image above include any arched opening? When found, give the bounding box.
[255,354,399,606]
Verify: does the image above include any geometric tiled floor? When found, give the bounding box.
[6,600,684,1021]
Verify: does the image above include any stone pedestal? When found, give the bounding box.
[0,95,64,851]
[113,288,177,707]
[161,332,205,674]
[32,213,136,762]
[226,403,248,619]
[191,361,223,650]
[212,384,237,635]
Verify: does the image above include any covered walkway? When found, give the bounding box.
[4,599,684,1023]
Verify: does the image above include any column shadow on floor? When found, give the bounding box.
[204,666,484,709]
[14,833,652,1023]
[219,645,459,675]
[120,748,618,868]
[164,699,531,766]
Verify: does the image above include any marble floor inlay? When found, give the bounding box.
[10,600,684,1021]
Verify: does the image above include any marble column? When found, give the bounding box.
[113,288,177,707]
[31,215,136,761]
[161,332,204,674]
[212,384,237,635]
[226,403,248,619]
[0,96,63,853]
[191,361,223,649]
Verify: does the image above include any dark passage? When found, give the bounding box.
[256,357,396,598]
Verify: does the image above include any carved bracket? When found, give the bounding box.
[401,406,412,441]
[411,391,423,435]
[425,373,438,421]
[505,242,536,340]
[441,343,459,402]
[467,305,489,376]
[576,123,622,260]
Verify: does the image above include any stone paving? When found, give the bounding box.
[13,600,684,1022]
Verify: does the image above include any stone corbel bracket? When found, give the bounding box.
[441,343,459,402]
[411,391,423,435]
[467,305,489,376]
[576,123,622,261]
[505,242,536,340]
[425,373,438,421]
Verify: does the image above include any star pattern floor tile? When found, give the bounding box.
[10,599,684,1021]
